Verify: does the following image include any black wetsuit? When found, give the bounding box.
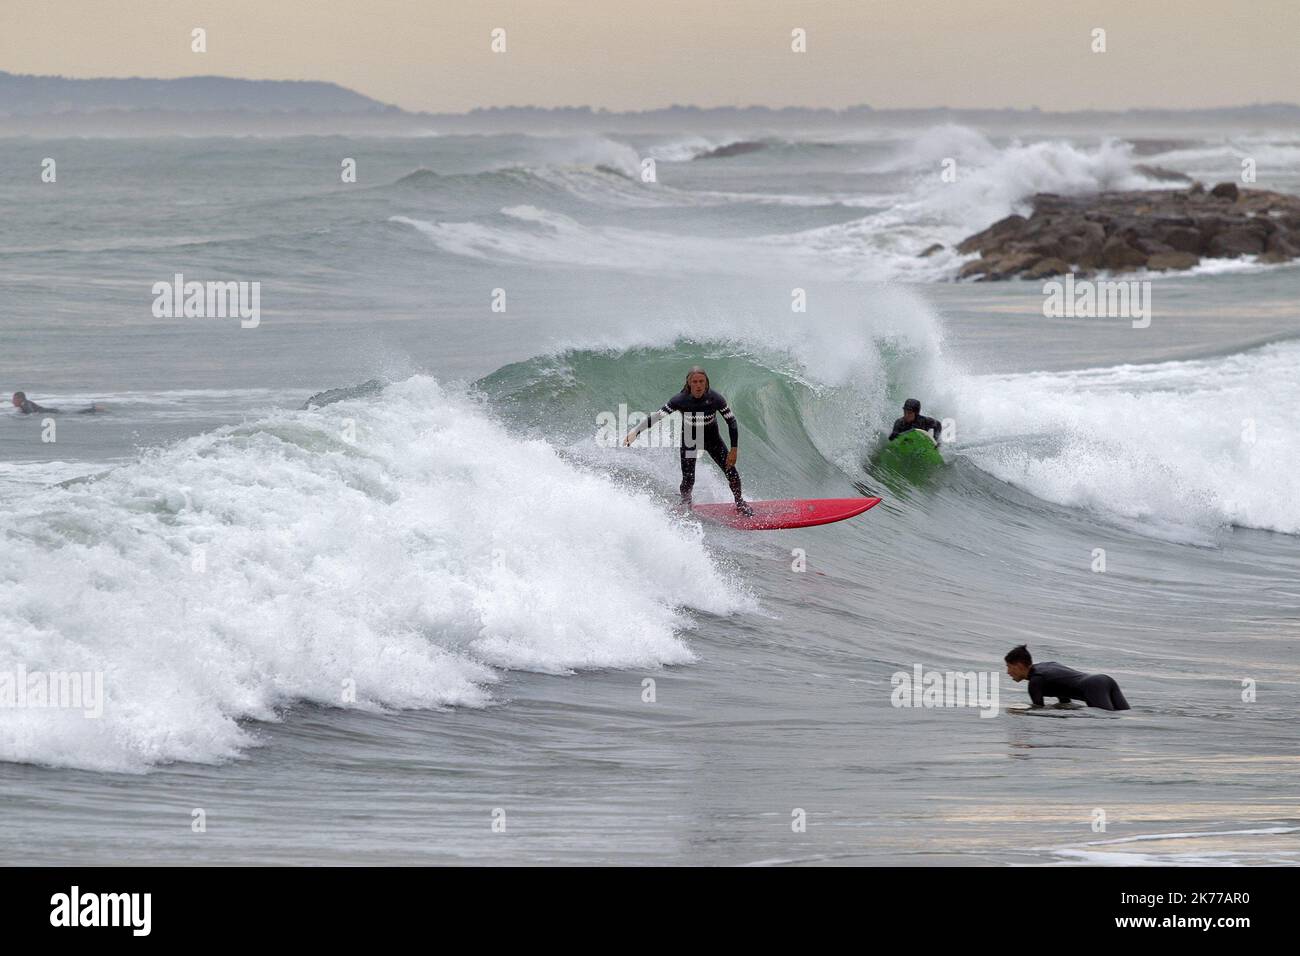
[636,388,744,504]
[16,399,99,415]
[1027,661,1130,711]
[16,399,57,414]
[889,414,942,444]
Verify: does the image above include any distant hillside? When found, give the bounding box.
[0,71,399,115]
[1,71,1297,136]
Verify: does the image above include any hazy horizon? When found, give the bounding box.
[8,68,1300,117]
[1,0,1296,114]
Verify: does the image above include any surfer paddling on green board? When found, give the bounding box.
[624,366,754,517]
[888,398,942,446]
[1004,645,1131,711]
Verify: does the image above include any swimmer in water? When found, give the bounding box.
[1004,644,1131,711]
[11,392,105,415]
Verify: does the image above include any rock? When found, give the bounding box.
[956,214,1028,255]
[1196,216,1228,242]
[1024,257,1069,279]
[303,378,388,409]
[1101,236,1149,270]
[1146,252,1200,271]
[1159,225,1203,253]
[1268,232,1299,253]
[1262,232,1299,261]
[982,250,1040,279]
[918,243,944,258]
[1134,236,1175,256]
[1208,228,1266,257]
[1051,221,1106,265]
[952,185,1300,280]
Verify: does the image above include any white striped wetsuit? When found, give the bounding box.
[633,388,744,504]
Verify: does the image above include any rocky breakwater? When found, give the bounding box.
[950,182,1300,281]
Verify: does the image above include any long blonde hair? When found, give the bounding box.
[682,365,710,392]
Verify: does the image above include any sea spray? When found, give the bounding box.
[0,377,749,771]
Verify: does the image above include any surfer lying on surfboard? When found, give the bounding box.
[888,398,942,446]
[1004,645,1131,711]
[624,365,754,517]
[11,392,105,415]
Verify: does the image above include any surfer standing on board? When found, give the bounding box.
[1004,645,1131,711]
[888,398,942,445]
[624,366,754,516]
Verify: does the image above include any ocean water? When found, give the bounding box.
[1,125,1298,865]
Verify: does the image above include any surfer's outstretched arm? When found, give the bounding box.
[624,398,678,445]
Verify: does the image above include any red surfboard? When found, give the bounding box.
[692,497,881,531]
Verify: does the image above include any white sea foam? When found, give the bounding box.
[523,134,644,179]
[392,206,904,280]
[946,341,1300,538]
[0,377,749,771]
[394,127,1203,283]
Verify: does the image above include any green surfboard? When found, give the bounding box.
[880,428,944,470]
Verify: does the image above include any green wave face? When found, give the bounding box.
[473,336,945,501]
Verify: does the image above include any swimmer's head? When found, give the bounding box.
[11,392,25,407]
[1004,644,1033,682]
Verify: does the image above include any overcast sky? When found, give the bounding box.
[2,0,1296,112]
